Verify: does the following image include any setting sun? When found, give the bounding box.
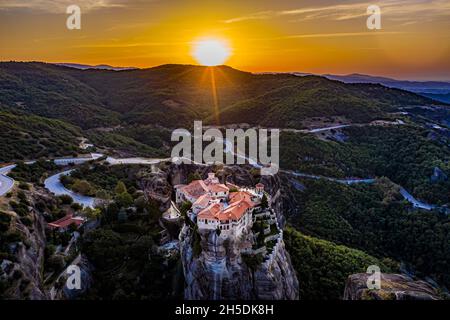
[192,39,231,66]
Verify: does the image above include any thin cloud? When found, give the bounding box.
[223,0,450,24]
[283,31,407,39]
[0,0,128,13]
[72,40,189,49]
[223,11,274,23]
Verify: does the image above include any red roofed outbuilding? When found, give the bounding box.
[48,213,85,231]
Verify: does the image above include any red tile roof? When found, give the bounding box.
[48,214,84,229]
[220,200,254,221]
[181,180,209,198]
[229,191,253,204]
[198,203,224,220]
[208,183,229,193]
[198,194,255,222]
[193,194,212,208]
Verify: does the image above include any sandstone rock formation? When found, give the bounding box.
[344,273,441,300]
[172,163,299,300]
[180,225,299,300]
[0,189,51,299]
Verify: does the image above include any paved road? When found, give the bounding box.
[105,156,168,165]
[43,155,169,208]
[0,155,102,197]
[0,164,16,196]
[1,145,444,212]
[222,136,441,211]
[44,170,96,208]
[399,187,436,211]
[284,170,376,185]
[308,125,351,133]
[0,174,14,196]
[283,170,445,212]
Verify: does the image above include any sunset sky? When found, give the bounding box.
[1,0,449,80]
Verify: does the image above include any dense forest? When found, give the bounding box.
[284,227,396,299]
[287,178,450,289]
[61,163,144,198]
[280,124,450,206]
[0,62,434,129]
[0,109,81,161]
[0,62,449,300]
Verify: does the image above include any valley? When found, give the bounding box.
[0,62,449,301]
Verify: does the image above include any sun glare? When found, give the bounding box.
[192,39,231,66]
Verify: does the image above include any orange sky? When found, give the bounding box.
[1,0,449,80]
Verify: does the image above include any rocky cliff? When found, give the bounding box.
[137,162,300,300]
[344,273,441,300]
[180,225,299,300]
[0,188,50,299]
[50,254,93,300]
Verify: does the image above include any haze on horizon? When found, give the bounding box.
[0,0,449,81]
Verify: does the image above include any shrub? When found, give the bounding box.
[115,192,133,208]
[18,182,30,190]
[114,181,127,195]
[72,180,95,196]
[20,216,33,227]
[242,253,264,270]
[58,195,74,205]
[47,254,66,271]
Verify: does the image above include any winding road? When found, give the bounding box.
[43,155,170,208]
[0,165,15,197]
[0,125,445,212]
[220,128,443,212]
[44,170,96,208]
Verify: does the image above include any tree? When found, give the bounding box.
[179,201,193,225]
[187,172,202,183]
[83,207,102,220]
[47,254,65,271]
[192,226,202,257]
[116,192,133,208]
[70,203,83,211]
[106,202,119,222]
[261,194,268,209]
[96,189,110,200]
[134,196,147,212]
[180,201,192,216]
[72,180,94,196]
[58,195,74,205]
[18,182,30,190]
[114,181,127,195]
[60,174,74,186]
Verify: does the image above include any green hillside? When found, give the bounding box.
[284,227,395,300]
[287,178,450,288]
[0,62,120,129]
[0,109,81,161]
[280,124,450,205]
[0,62,436,129]
[217,76,434,128]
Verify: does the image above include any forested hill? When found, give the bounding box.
[0,62,438,129]
[0,108,81,161]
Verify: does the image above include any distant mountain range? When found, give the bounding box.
[55,64,450,103]
[288,72,450,103]
[0,62,437,131]
[54,63,137,71]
